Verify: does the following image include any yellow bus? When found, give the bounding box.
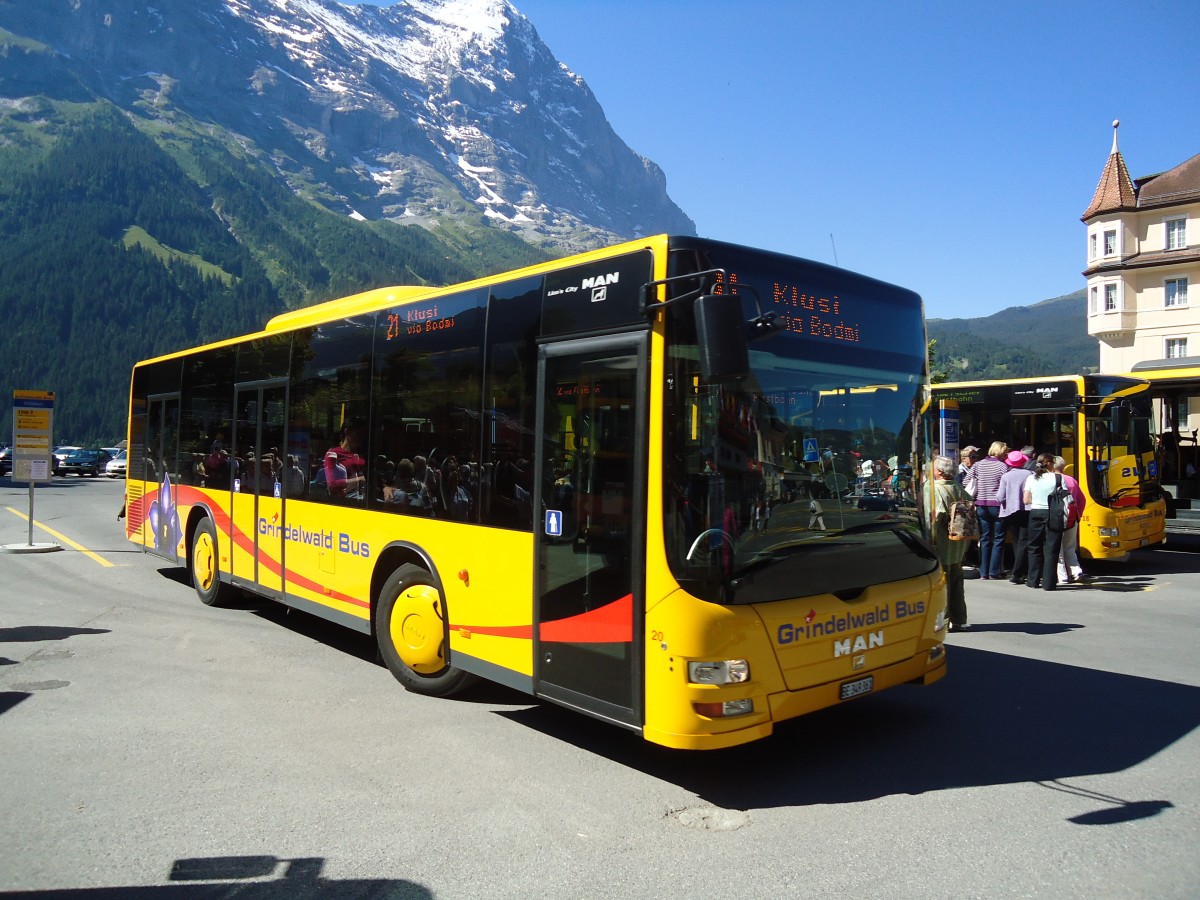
[1122,361,1200,501]
[125,235,947,750]
[929,375,1167,560]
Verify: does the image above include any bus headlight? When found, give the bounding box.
[933,609,947,633]
[688,659,750,685]
[1099,527,1119,537]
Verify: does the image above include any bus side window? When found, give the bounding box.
[289,320,373,508]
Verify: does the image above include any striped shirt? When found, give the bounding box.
[968,456,1008,507]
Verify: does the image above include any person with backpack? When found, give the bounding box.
[932,455,971,631]
[1022,452,1073,591]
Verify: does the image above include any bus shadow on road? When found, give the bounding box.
[0,853,432,899]
[500,645,1198,819]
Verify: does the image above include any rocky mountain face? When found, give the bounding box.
[0,0,694,250]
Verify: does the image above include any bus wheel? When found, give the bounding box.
[376,564,475,697]
[191,517,228,607]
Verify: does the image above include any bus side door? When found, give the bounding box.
[533,335,646,729]
[230,382,287,597]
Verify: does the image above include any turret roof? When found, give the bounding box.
[1081,121,1136,220]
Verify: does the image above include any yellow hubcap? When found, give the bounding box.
[195,532,216,592]
[389,583,445,674]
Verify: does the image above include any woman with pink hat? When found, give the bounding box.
[998,449,1032,584]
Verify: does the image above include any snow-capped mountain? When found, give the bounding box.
[0,0,694,248]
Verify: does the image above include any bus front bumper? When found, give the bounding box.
[641,649,947,751]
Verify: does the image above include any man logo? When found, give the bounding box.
[834,631,884,657]
[591,286,607,303]
[581,272,619,289]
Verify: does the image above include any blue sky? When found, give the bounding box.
[361,1,1200,320]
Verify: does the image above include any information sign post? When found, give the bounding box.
[938,399,960,459]
[3,390,61,553]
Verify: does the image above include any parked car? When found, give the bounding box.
[0,446,11,476]
[857,489,899,512]
[105,449,128,478]
[53,446,81,475]
[61,449,111,477]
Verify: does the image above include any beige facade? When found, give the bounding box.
[1083,123,1200,433]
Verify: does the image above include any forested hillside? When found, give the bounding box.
[0,108,1100,445]
[0,105,547,445]
[927,290,1097,382]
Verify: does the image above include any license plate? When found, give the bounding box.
[839,675,874,701]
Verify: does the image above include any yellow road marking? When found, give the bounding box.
[4,507,115,568]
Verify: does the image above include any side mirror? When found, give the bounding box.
[695,294,750,382]
[1110,405,1130,436]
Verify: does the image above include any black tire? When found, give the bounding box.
[190,516,229,607]
[376,564,475,697]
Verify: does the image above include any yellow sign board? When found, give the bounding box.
[12,390,55,484]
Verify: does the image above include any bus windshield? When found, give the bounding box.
[1084,392,1158,507]
[661,241,937,604]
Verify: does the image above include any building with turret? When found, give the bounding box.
[1083,122,1200,369]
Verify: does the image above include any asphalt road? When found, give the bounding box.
[2,476,1199,899]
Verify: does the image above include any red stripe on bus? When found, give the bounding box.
[452,593,633,644]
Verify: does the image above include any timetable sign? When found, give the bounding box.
[12,389,55,484]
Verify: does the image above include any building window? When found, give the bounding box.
[1166,277,1189,308]
[1104,282,1118,312]
[1089,233,1098,261]
[1103,229,1117,257]
[1166,217,1187,251]
[1089,285,1099,315]
[1166,337,1188,359]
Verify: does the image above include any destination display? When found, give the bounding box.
[698,248,925,365]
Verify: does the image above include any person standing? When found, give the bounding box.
[1054,455,1088,584]
[966,441,1009,579]
[1023,453,1068,591]
[957,446,979,491]
[932,455,971,631]
[958,446,980,570]
[998,449,1032,584]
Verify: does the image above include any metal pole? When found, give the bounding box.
[27,479,34,546]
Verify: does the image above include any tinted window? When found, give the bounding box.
[181,347,236,487]
[129,359,181,483]
[371,289,487,519]
[482,277,542,529]
[290,316,375,506]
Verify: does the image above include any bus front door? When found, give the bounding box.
[533,336,646,729]
[230,382,287,597]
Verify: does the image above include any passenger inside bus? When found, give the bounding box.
[324,419,368,501]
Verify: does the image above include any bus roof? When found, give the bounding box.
[1125,360,1200,393]
[133,234,672,369]
[932,373,1149,392]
